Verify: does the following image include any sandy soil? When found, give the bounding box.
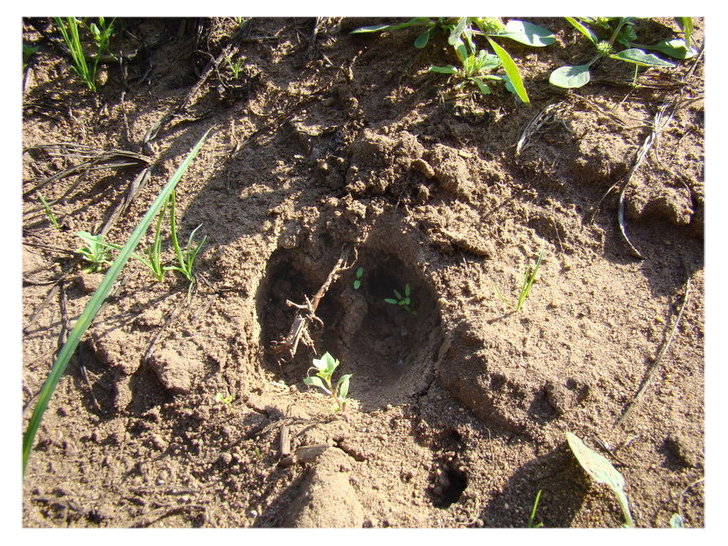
[21,17,704,528]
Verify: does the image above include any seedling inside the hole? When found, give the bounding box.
[527,489,544,528]
[515,248,543,312]
[75,231,114,272]
[353,266,364,290]
[385,283,417,315]
[303,352,352,412]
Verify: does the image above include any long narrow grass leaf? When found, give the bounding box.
[22,128,213,475]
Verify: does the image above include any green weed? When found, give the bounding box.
[166,190,207,283]
[37,192,61,230]
[225,54,245,79]
[515,248,543,312]
[75,231,114,272]
[353,266,364,290]
[303,352,352,412]
[215,392,234,405]
[354,17,554,104]
[385,282,416,315]
[53,17,115,92]
[550,17,694,89]
[23,128,212,475]
[527,489,544,528]
[566,432,635,528]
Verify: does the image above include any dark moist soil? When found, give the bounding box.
[22,17,704,528]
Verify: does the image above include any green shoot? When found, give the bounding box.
[215,392,234,405]
[515,248,543,312]
[54,17,97,92]
[384,283,416,315]
[143,198,168,281]
[527,489,544,528]
[88,17,115,58]
[23,128,212,476]
[304,352,352,412]
[75,231,114,272]
[353,267,364,290]
[566,432,635,528]
[37,192,60,230]
[225,54,244,79]
[165,190,207,283]
[550,17,688,89]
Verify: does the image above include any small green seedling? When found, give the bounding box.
[165,190,207,283]
[303,352,352,412]
[215,392,234,405]
[527,489,544,528]
[550,17,694,89]
[566,432,635,528]
[225,54,245,79]
[54,17,97,92]
[515,248,543,312]
[88,17,115,59]
[385,283,416,315]
[353,267,364,290]
[37,192,61,230]
[76,231,114,272]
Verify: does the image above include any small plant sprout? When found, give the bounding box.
[353,266,364,290]
[165,190,207,284]
[385,283,416,315]
[225,53,245,79]
[550,17,691,89]
[515,248,543,312]
[527,489,544,528]
[215,392,234,405]
[303,352,352,412]
[75,231,114,272]
[566,432,635,528]
[37,192,61,230]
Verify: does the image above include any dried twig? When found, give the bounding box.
[272,246,356,362]
[616,277,692,426]
[515,102,567,155]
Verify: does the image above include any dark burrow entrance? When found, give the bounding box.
[257,232,443,409]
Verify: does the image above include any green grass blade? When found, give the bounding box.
[22,128,213,475]
[565,17,599,46]
[487,37,529,104]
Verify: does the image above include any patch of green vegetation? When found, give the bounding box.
[23,129,212,476]
[353,17,554,104]
[75,231,114,272]
[215,392,234,405]
[37,192,61,230]
[53,17,115,92]
[303,352,352,412]
[166,190,208,284]
[550,17,695,89]
[384,282,416,315]
[527,489,544,528]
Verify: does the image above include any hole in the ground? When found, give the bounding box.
[432,466,468,508]
[257,219,443,409]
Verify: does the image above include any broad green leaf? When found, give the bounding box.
[454,41,468,64]
[355,267,364,278]
[393,289,403,300]
[414,29,431,49]
[566,432,635,527]
[429,65,459,74]
[565,17,600,46]
[650,38,696,59]
[353,279,361,290]
[405,283,411,297]
[304,375,328,393]
[23,128,212,475]
[337,374,353,399]
[384,298,398,304]
[487,37,529,104]
[313,352,338,374]
[610,48,676,67]
[549,64,591,88]
[498,20,555,47]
